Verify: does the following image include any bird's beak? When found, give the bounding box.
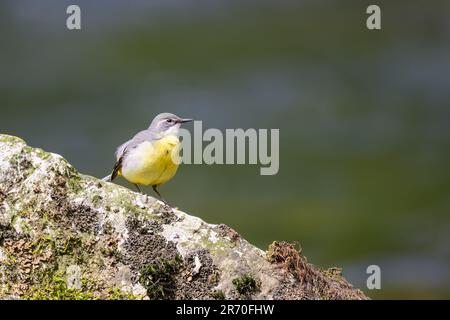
[179,118,193,123]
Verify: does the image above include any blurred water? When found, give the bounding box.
[1,0,449,298]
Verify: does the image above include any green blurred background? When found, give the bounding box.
[1,0,449,299]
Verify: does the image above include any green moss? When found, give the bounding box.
[8,151,35,176]
[0,135,24,144]
[60,236,83,255]
[122,200,143,216]
[91,194,103,205]
[200,230,234,256]
[32,233,83,257]
[139,255,183,299]
[106,288,143,300]
[22,145,34,154]
[20,219,32,234]
[35,148,51,160]
[24,273,96,300]
[212,290,226,300]
[232,273,260,298]
[64,165,82,193]
[21,264,143,300]
[32,235,55,255]
[112,192,143,216]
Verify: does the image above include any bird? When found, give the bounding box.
[103,113,192,202]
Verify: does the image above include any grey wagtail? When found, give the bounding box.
[103,113,192,201]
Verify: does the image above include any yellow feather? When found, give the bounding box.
[121,135,180,186]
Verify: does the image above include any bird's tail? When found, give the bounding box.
[102,174,112,182]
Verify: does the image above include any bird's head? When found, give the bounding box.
[149,113,192,137]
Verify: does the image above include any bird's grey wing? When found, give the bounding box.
[110,130,159,181]
[114,130,159,160]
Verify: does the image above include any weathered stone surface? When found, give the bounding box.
[0,134,368,300]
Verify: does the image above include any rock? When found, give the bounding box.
[0,134,368,300]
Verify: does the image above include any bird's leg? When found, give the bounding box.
[152,185,169,205]
[152,185,162,199]
[134,184,143,194]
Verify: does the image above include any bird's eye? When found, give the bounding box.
[167,119,173,123]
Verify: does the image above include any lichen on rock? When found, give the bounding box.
[0,134,368,300]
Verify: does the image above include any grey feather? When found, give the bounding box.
[115,130,160,161]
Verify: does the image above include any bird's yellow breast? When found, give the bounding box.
[121,135,181,186]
